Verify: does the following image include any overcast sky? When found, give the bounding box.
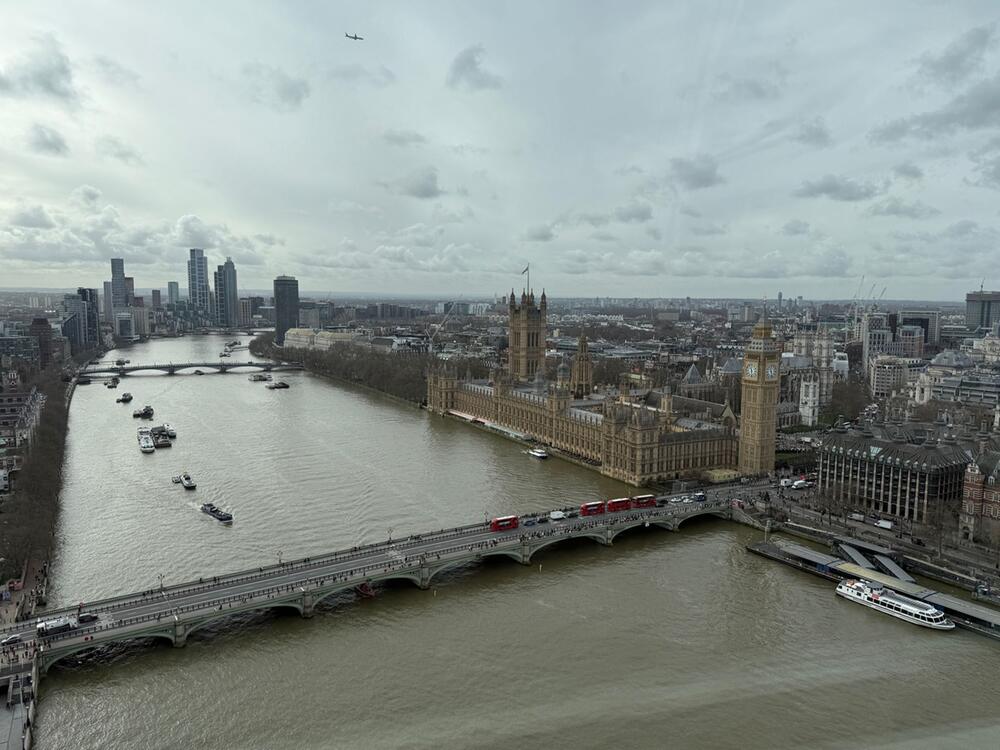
[1,1,999,300]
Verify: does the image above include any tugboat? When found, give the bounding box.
[132,405,153,419]
[161,422,177,438]
[201,503,233,524]
[117,392,133,404]
[178,472,196,489]
[265,381,290,390]
[152,432,172,449]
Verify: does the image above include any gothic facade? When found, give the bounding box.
[738,319,780,475]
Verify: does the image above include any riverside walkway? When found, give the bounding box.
[0,497,731,679]
[81,361,303,376]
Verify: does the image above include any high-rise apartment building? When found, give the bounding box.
[187,248,211,315]
[110,258,127,307]
[102,281,113,322]
[273,275,299,345]
[167,281,180,306]
[77,287,100,346]
[151,289,162,309]
[124,277,135,305]
[213,257,239,327]
[60,294,88,353]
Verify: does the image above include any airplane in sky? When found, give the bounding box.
[345,32,363,41]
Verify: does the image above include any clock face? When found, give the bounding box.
[745,363,758,378]
[765,365,777,379]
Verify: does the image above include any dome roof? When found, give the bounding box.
[931,350,974,369]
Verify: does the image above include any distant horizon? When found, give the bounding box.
[0,285,971,307]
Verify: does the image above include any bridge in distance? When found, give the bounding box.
[81,361,304,376]
[0,497,732,679]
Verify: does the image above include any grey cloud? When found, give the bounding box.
[446,44,502,90]
[242,62,310,112]
[576,211,610,227]
[614,165,644,176]
[691,223,727,236]
[670,154,724,189]
[646,227,662,240]
[679,206,701,218]
[893,162,924,180]
[792,117,832,148]
[93,55,140,87]
[450,143,489,156]
[613,199,653,223]
[383,129,427,147]
[713,68,786,102]
[591,230,617,242]
[793,174,883,201]
[867,197,941,219]
[914,24,996,87]
[781,219,810,236]
[95,135,143,165]
[0,34,78,102]
[329,64,395,87]
[329,199,382,216]
[967,138,1000,190]
[871,73,1000,142]
[432,204,474,223]
[391,166,443,199]
[521,224,555,242]
[10,205,56,229]
[70,185,101,210]
[27,123,69,156]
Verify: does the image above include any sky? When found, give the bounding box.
[1,1,999,300]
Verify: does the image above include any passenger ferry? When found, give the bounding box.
[248,373,272,382]
[835,579,954,630]
[527,448,549,459]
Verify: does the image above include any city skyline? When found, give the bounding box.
[2,4,1000,300]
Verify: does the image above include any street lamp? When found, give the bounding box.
[387,527,394,543]
[276,550,283,565]
[157,573,165,590]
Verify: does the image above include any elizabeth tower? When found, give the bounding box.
[738,318,780,475]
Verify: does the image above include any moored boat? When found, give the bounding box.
[265,380,290,389]
[528,447,549,459]
[138,435,155,453]
[179,472,196,489]
[835,579,954,630]
[117,392,133,403]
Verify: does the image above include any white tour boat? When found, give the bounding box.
[835,579,954,630]
[138,434,155,453]
[528,447,549,459]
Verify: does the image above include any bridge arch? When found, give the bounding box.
[673,510,728,529]
[524,532,610,561]
[40,631,176,674]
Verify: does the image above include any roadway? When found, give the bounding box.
[0,494,733,677]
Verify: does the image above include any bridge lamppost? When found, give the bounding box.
[387,527,394,543]
[157,573,165,590]
[276,550,283,566]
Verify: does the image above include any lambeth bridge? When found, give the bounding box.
[0,497,733,679]
[81,361,304,377]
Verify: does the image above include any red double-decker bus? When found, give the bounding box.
[631,494,656,508]
[579,501,606,516]
[489,515,519,532]
[606,497,632,512]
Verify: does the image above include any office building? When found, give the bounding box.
[187,248,211,316]
[213,257,239,327]
[110,258,127,307]
[151,290,162,309]
[273,275,299,345]
[28,318,53,369]
[167,281,180,306]
[899,310,941,346]
[124,277,135,306]
[966,291,1000,331]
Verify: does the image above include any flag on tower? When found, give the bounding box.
[521,265,529,274]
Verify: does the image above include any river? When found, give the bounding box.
[34,336,1000,749]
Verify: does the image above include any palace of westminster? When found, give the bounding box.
[427,289,810,486]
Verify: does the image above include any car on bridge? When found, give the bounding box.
[1,633,22,647]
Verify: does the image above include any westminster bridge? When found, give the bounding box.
[80,361,303,377]
[0,497,732,679]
